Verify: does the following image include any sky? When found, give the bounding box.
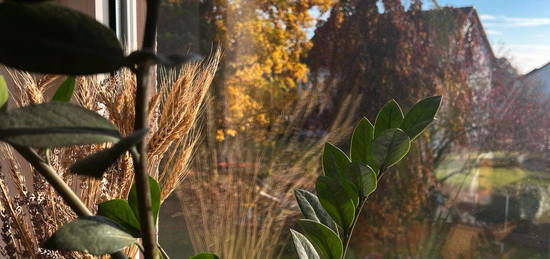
[428,0,550,73]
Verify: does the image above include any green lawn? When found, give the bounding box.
[435,154,543,191]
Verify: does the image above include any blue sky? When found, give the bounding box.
[428,0,550,73]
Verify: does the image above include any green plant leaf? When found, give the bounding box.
[294,189,338,234]
[52,76,76,102]
[70,129,147,178]
[344,162,377,198]
[371,128,411,171]
[0,102,120,148]
[350,117,374,164]
[0,75,8,112]
[128,176,161,224]
[315,176,355,230]
[401,96,442,140]
[322,143,350,178]
[374,99,404,137]
[290,229,321,259]
[41,216,135,255]
[342,178,360,209]
[189,253,219,259]
[0,2,124,75]
[97,199,141,238]
[298,219,343,259]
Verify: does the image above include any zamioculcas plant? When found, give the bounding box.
[290,96,442,259]
[0,0,217,258]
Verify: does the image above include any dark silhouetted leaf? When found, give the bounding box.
[189,253,219,259]
[371,128,410,171]
[316,176,355,230]
[69,129,147,178]
[97,199,141,238]
[350,117,374,164]
[52,76,76,102]
[401,96,442,140]
[128,176,161,223]
[290,229,321,259]
[0,2,124,75]
[344,162,377,198]
[294,189,338,234]
[374,99,403,137]
[298,219,343,259]
[322,143,350,178]
[125,50,201,68]
[12,0,52,3]
[0,102,120,148]
[0,75,7,111]
[41,216,135,255]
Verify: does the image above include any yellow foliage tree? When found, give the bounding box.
[160,0,336,141]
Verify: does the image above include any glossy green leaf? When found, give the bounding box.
[322,143,350,178]
[344,162,377,198]
[0,102,120,148]
[97,199,141,238]
[41,216,135,255]
[342,178,360,208]
[70,129,146,178]
[350,117,374,164]
[128,176,161,224]
[52,76,76,102]
[374,99,404,137]
[315,176,356,230]
[290,229,321,259]
[401,96,442,140]
[0,2,124,75]
[371,128,411,171]
[0,75,8,112]
[298,219,343,259]
[294,189,338,234]
[189,253,219,259]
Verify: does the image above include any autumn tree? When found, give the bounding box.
[306,1,489,254]
[158,0,336,141]
[475,57,550,154]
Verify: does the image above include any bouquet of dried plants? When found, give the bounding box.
[0,50,219,258]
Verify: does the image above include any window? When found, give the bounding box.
[96,0,138,52]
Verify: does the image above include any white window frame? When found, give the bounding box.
[95,0,138,53]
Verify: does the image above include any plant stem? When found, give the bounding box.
[133,0,160,258]
[14,146,92,216]
[157,243,170,259]
[342,199,366,259]
[342,168,385,258]
[13,146,129,259]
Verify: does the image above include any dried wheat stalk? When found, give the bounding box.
[177,74,359,258]
[0,49,219,258]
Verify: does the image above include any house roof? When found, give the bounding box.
[308,5,497,69]
[519,62,550,79]
[423,6,496,64]
[462,7,497,63]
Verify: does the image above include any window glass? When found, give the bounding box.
[157,1,550,258]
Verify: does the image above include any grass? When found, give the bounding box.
[435,154,542,191]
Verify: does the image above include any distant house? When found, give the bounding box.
[422,6,498,89]
[305,5,498,131]
[517,62,550,96]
